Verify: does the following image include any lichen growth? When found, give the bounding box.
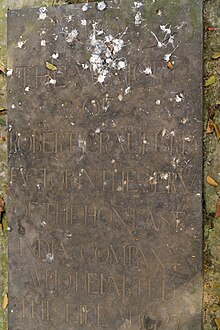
[203,0,220,328]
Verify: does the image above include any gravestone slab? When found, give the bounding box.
[7,1,203,329]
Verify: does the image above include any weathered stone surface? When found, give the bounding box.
[8,1,203,329]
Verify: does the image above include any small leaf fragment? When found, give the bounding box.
[0,64,7,75]
[215,318,220,330]
[206,119,214,134]
[206,118,220,139]
[2,293,8,310]
[45,62,57,71]
[0,109,7,116]
[212,121,220,140]
[0,197,5,212]
[216,200,220,219]
[207,27,216,31]
[212,52,220,60]
[207,175,218,187]
[167,61,173,70]
[2,218,8,232]
[204,75,216,87]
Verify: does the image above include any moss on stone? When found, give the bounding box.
[203,0,220,328]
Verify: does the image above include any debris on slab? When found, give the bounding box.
[207,175,218,187]
[46,62,57,71]
[97,1,107,11]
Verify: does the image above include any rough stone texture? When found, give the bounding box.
[0,0,10,329]
[0,2,55,330]
[7,1,203,329]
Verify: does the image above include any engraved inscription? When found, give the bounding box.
[10,167,191,194]
[9,130,197,158]
[8,1,202,329]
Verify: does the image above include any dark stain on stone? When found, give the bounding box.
[143,316,162,329]
[18,225,25,235]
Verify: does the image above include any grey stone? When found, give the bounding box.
[7,1,203,329]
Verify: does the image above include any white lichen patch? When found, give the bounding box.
[66,29,79,43]
[162,129,167,137]
[88,23,127,83]
[167,34,175,47]
[97,1,107,11]
[160,24,171,36]
[181,117,189,124]
[163,45,178,62]
[160,173,169,180]
[38,7,47,20]
[143,67,152,75]
[171,157,180,169]
[97,30,104,36]
[175,93,184,102]
[97,72,108,83]
[125,86,131,95]
[118,135,125,143]
[66,15,72,23]
[112,120,116,127]
[151,23,182,54]
[151,31,165,48]
[46,253,54,262]
[133,1,143,9]
[135,11,142,26]
[17,39,26,49]
[78,136,86,152]
[7,69,13,77]
[52,53,59,60]
[117,60,127,70]
[41,39,46,46]
[82,3,89,11]
[118,94,123,101]
[82,63,89,70]
[163,53,171,62]
[81,19,87,26]
[48,78,56,85]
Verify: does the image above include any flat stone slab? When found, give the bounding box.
[7,1,203,329]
